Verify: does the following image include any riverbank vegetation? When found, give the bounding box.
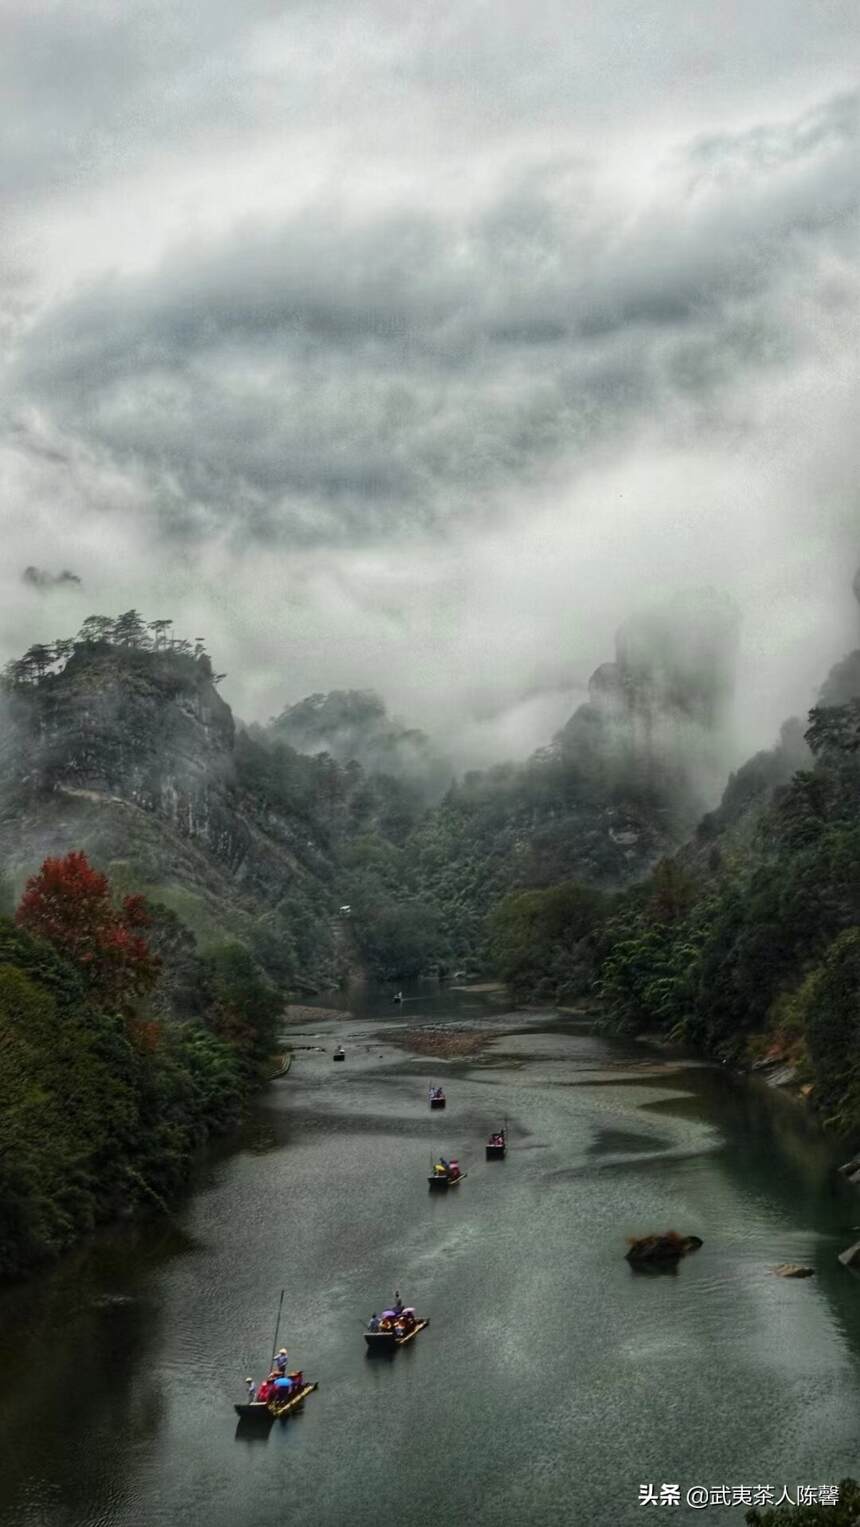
[0,852,282,1282]
[1,612,858,1291]
[596,702,859,1125]
[482,700,860,1137]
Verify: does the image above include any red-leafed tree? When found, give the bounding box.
[16,852,160,1013]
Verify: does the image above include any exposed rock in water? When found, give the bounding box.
[625,1232,703,1263]
[771,1264,815,1278]
[749,1057,799,1089]
[394,1027,495,1059]
[283,1005,349,1024]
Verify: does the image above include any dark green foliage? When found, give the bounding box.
[807,701,860,756]
[800,930,860,1130]
[406,748,686,973]
[200,943,282,1080]
[0,905,248,1282]
[488,882,609,1000]
[143,901,207,1021]
[696,718,810,844]
[234,729,325,830]
[0,918,87,1011]
[594,699,860,1121]
[1,611,219,691]
[746,1479,860,1525]
[349,897,444,981]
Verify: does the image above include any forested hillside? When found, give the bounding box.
[597,693,860,1124]
[3,581,859,1289]
[269,688,450,800]
[0,852,282,1280]
[487,625,860,1137]
[0,612,430,996]
[403,588,740,969]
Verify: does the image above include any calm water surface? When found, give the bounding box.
[1,987,859,1527]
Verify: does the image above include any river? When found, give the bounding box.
[1,988,859,1527]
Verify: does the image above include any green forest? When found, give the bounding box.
[493,699,860,1134]
[0,851,282,1282]
[1,609,859,1283]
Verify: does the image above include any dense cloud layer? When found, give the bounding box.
[2,1,858,782]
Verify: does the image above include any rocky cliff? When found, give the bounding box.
[405,591,741,965]
[0,642,344,988]
[0,586,748,986]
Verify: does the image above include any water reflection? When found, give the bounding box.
[3,1000,860,1527]
[0,1224,181,1526]
[627,1260,680,1278]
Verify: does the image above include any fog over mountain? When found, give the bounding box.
[2,2,858,782]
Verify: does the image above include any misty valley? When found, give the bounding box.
[4,3,860,1521]
[0,571,859,1527]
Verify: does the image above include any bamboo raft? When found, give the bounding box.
[427,1171,466,1190]
[364,1319,429,1351]
[270,1380,318,1418]
[235,1287,317,1426]
[234,1400,275,1423]
[234,1381,319,1422]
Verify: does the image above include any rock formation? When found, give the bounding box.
[556,589,740,815]
[0,641,344,987]
[625,1232,704,1264]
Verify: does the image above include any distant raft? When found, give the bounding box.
[485,1129,506,1160]
[429,1086,446,1109]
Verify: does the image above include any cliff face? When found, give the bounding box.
[0,644,341,985]
[406,595,741,966]
[554,588,740,813]
[0,586,749,985]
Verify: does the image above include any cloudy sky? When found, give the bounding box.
[2,0,858,775]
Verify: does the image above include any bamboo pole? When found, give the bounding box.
[270,1288,285,1369]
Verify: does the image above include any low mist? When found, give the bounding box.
[0,3,857,806]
